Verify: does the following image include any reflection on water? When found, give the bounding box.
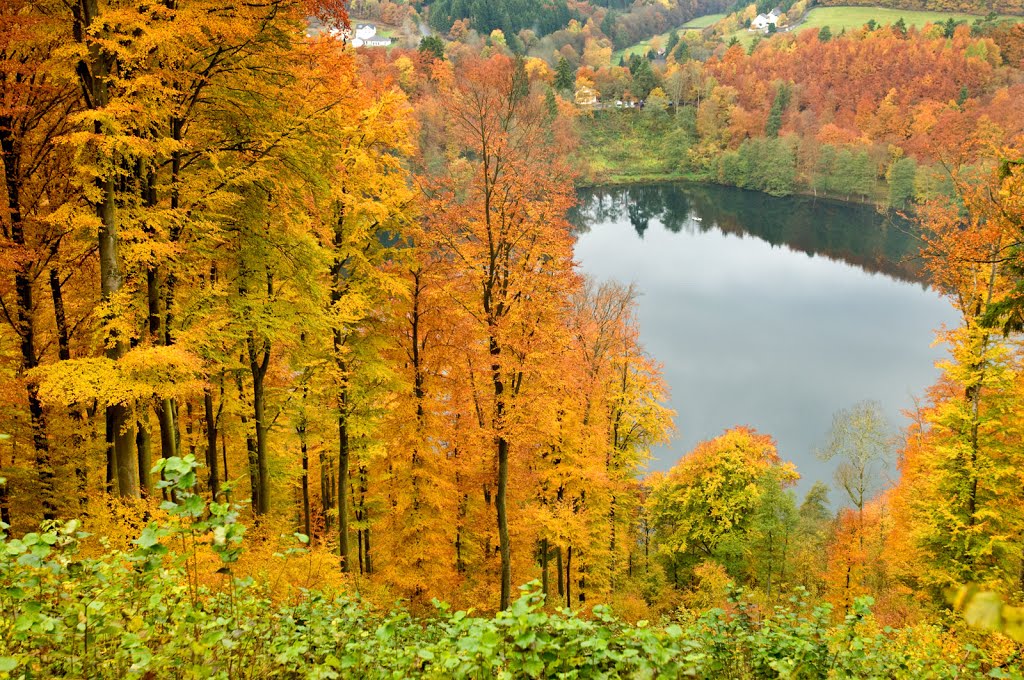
[573,182,960,493]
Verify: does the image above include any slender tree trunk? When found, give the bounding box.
[357,523,365,574]
[0,477,10,528]
[496,434,511,608]
[332,210,353,571]
[236,373,260,513]
[204,388,219,501]
[246,319,271,516]
[49,267,90,509]
[136,413,152,496]
[360,464,372,574]
[74,0,139,498]
[609,501,617,589]
[144,202,177,463]
[337,383,351,571]
[578,566,586,604]
[556,546,564,598]
[490,334,512,609]
[541,538,549,600]
[1,123,56,519]
[220,426,231,502]
[104,410,115,494]
[298,391,310,539]
[565,545,573,608]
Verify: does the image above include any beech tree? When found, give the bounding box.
[425,54,577,609]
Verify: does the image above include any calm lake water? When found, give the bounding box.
[572,182,960,493]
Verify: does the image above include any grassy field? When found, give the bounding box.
[613,12,727,62]
[682,12,727,28]
[724,6,1018,45]
[800,6,1015,30]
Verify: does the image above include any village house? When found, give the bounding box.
[751,8,782,32]
[351,23,393,48]
[575,85,599,107]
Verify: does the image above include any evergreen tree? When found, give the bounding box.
[419,35,445,61]
[554,56,575,91]
[765,82,791,138]
[944,17,959,38]
[673,40,690,62]
[666,29,680,55]
[957,85,970,106]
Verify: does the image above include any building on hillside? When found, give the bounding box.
[575,85,599,107]
[751,8,781,32]
[352,23,393,48]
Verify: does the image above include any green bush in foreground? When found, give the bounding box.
[1,457,1019,678]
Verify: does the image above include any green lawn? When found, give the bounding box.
[724,6,1019,46]
[682,12,727,28]
[613,13,727,63]
[799,6,1016,31]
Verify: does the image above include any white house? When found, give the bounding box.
[751,8,781,32]
[352,23,393,48]
[575,85,599,107]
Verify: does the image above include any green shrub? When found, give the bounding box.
[0,457,1015,678]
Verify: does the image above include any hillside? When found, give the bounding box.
[816,0,1023,14]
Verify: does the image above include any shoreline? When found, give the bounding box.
[575,172,898,211]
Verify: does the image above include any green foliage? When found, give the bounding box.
[427,0,573,38]
[627,55,659,100]
[954,585,1024,643]
[719,138,798,196]
[0,465,1013,678]
[814,146,876,200]
[419,36,446,61]
[888,157,918,209]
[673,40,690,62]
[765,83,792,138]
[554,56,574,92]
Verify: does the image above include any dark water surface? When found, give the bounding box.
[572,182,960,492]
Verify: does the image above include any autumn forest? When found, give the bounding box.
[2,0,1024,676]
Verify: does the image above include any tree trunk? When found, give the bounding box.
[565,545,573,608]
[1,120,56,519]
[496,432,512,609]
[74,0,139,498]
[104,409,115,494]
[144,214,177,463]
[0,477,10,528]
[236,373,260,513]
[337,384,351,571]
[359,464,372,574]
[541,538,549,600]
[491,334,512,610]
[246,326,271,516]
[298,393,310,539]
[220,427,231,502]
[204,388,219,502]
[332,210,352,571]
[49,267,90,510]
[136,413,152,496]
[556,546,564,597]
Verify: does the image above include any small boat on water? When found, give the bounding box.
[693,216,703,222]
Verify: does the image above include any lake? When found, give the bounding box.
[572,182,960,494]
